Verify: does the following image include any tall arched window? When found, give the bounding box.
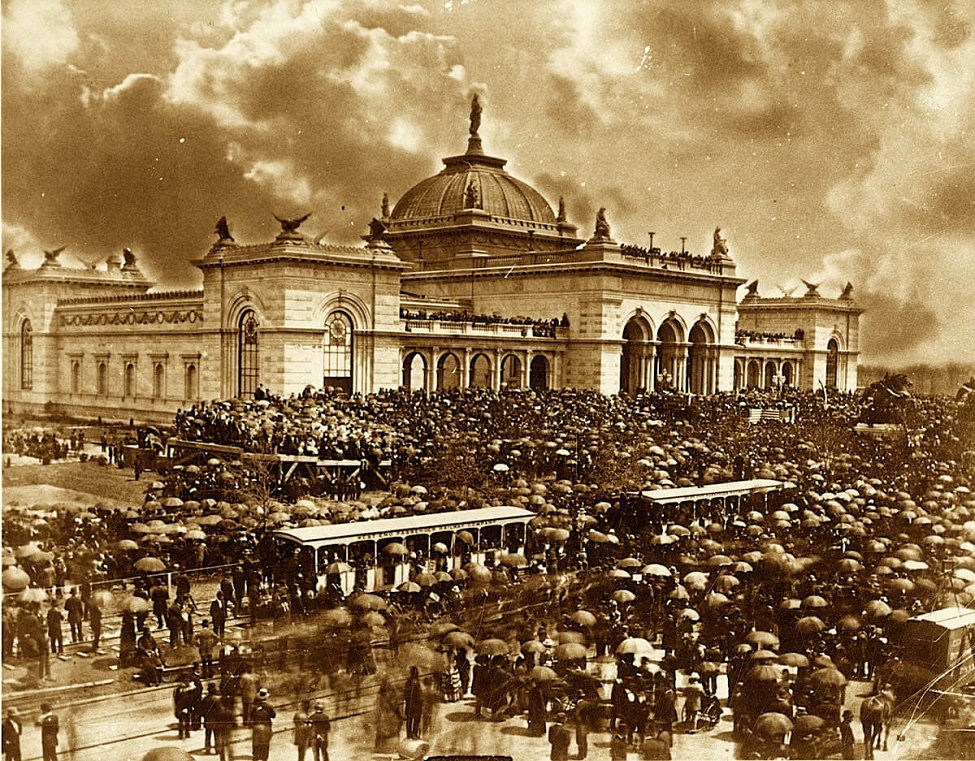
[20,320,32,389]
[124,362,136,397]
[185,364,198,400]
[71,361,81,394]
[323,311,353,394]
[97,362,108,396]
[238,310,259,397]
[153,363,165,399]
[826,339,839,389]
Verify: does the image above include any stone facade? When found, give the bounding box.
[2,102,862,421]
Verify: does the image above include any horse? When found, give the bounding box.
[860,686,895,759]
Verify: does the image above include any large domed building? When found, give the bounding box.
[3,97,861,421]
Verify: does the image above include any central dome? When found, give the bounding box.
[391,136,556,226]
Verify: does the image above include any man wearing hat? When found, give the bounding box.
[250,687,276,761]
[35,704,58,761]
[308,701,331,761]
[3,707,22,761]
[547,712,571,761]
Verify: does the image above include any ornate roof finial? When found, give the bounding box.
[274,212,311,232]
[41,246,66,268]
[557,196,567,224]
[840,282,854,299]
[381,192,390,219]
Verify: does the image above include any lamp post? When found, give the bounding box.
[680,237,687,255]
[648,231,655,265]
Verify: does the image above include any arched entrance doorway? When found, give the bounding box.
[470,354,492,388]
[402,352,427,391]
[746,359,761,389]
[323,311,354,394]
[688,321,715,395]
[620,316,652,395]
[437,352,461,390]
[782,361,794,386]
[764,361,778,389]
[656,320,684,390]
[734,360,744,390]
[529,355,548,391]
[501,354,521,388]
[826,339,839,388]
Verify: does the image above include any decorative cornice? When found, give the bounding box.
[59,308,203,327]
[57,289,204,306]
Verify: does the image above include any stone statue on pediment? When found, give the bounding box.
[711,227,729,257]
[381,192,390,218]
[840,282,854,299]
[274,212,311,232]
[593,207,611,240]
[5,250,18,269]
[122,247,136,268]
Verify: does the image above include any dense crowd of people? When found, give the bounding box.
[735,329,805,344]
[3,383,975,758]
[400,307,568,338]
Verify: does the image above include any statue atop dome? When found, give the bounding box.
[557,196,566,224]
[381,192,390,219]
[470,93,482,136]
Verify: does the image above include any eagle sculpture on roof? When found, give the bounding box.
[801,279,821,296]
[274,212,312,232]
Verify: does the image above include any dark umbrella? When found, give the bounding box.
[753,712,794,737]
[477,638,510,656]
[796,616,827,635]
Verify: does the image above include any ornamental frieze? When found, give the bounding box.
[59,309,203,327]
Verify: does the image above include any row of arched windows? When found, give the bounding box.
[67,359,198,400]
[402,351,550,392]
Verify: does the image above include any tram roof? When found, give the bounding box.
[908,607,975,631]
[272,505,536,546]
[633,479,789,504]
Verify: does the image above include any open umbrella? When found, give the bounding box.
[616,637,654,656]
[443,631,475,650]
[802,595,829,609]
[809,667,847,689]
[360,611,386,628]
[796,616,827,635]
[396,581,422,594]
[499,553,529,569]
[778,652,810,668]
[399,642,447,672]
[120,595,149,613]
[554,643,588,661]
[134,557,166,573]
[753,712,794,737]
[865,600,892,619]
[142,749,196,761]
[794,714,825,735]
[350,594,387,611]
[90,589,115,609]
[612,589,636,604]
[569,610,598,627]
[529,665,559,682]
[382,542,409,556]
[642,563,671,578]
[745,665,782,683]
[325,561,353,575]
[477,638,510,656]
[522,640,547,655]
[557,631,587,645]
[1,567,31,592]
[745,631,780,650]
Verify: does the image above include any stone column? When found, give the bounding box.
[462,348,471,388]
[523,349,532,389]
[646,344,657,393]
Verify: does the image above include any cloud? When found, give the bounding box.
[2,0,974,366]
[2,0,80,78]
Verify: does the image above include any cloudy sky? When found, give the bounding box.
[3,0,973,366]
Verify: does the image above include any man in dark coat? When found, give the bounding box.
[548,712,571,761]
[3,708,22,761]
[309,701,332,761]
[64,590,83,643]
[199,683,221,754]
[250,688,276,761]
[35,704,58,761]
[404,666,423,739]
[210,591,228,638]
[45,605,63,656]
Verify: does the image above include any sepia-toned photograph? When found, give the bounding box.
[2,1,974,759]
